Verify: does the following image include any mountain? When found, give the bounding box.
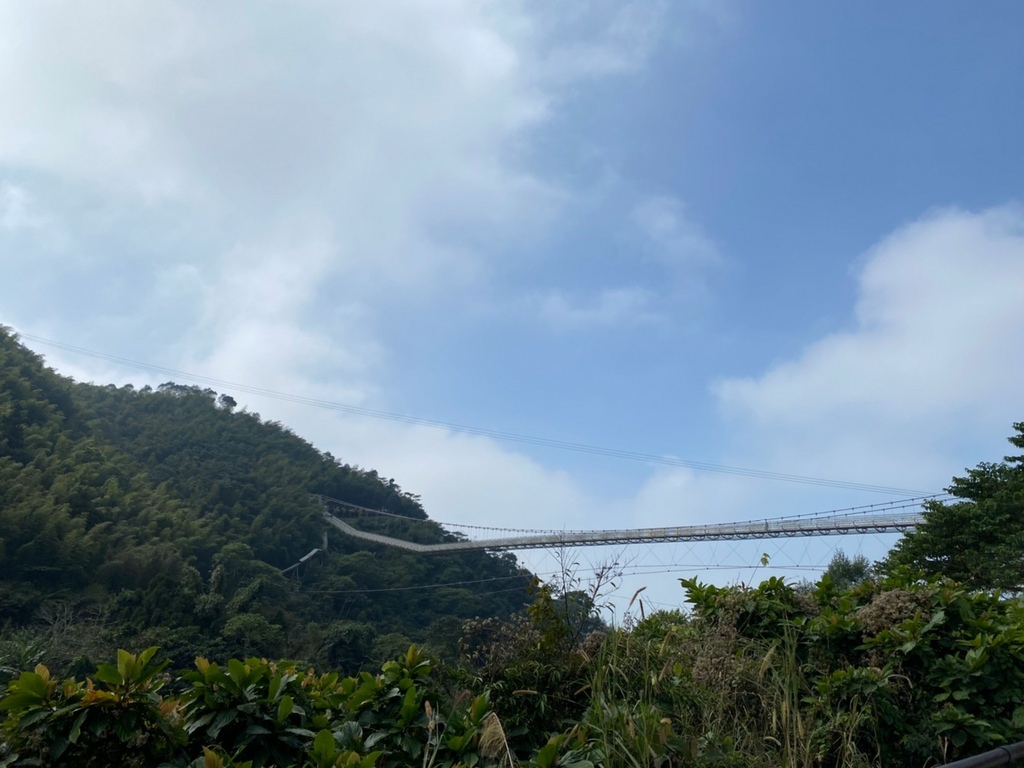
[0,327,530,672]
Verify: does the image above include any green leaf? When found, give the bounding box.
[116,648,135,683]
[7,672,49,700]
[208,709,237,739]
[923,610,947,634]
[313,729,336,758]
[0,692,43,712]
[535,739,561,768]
[114,715,140,742]
[68,709,87,744]
[137,646,159,670]
[267,674,283,703]
[398,685,419,726]
[94,664,124,687]
[364,731,387,750]
[227,658,248,687]
[446,734,467,752]
[50,736,70,759]
[276,693,294,723]
[336,720,363,749]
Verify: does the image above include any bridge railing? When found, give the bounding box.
[320,498,922,553]
[940,741,1024,768]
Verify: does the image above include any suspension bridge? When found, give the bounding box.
[316,494,940,554]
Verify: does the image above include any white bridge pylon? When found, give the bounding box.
[318,494,937,554]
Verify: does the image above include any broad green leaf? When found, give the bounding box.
[208,708,237,739]
[277,693,294,723]
[94,664,124,687]
[12,671,50,699]
[137,646,159,669]
[313,728,336,757]
[0,691,46,711]
[116,648,134,682]
[68,709,87,744]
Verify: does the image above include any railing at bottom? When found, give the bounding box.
[941,742,1024,768]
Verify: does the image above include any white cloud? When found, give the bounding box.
[533,1,670,83]
[0,1,675,394]
[0,181,69,258]
[0,1,662,223]
[716,205,1024,437]
[520,194,722,335]
[631,195,719,269]
[0,2,682,348]
[0,2,202,201]
[533,287,658,330]
[687,203,1024,515]
[332,419,595,531]
[0,2,557,253]
[0,183,42,231]
[178,218,384,409]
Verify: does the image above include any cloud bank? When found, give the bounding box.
[715,205,1024,482]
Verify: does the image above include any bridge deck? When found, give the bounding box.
[322,508,921,553]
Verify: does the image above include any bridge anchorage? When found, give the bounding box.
[316,494,934,554]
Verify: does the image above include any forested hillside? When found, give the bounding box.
[0,327,529,671]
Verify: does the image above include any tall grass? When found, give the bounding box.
[583,612,878,767]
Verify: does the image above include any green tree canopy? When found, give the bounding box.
[0,327,530,671]
[884,422,1024,591]
[823,549,874,591]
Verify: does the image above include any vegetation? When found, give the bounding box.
[5,572,1024,766]
[821,551,874,592]
[0,326,528,672]
[883,422,1024,591]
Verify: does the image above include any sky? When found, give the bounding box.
[2,1,1024,617]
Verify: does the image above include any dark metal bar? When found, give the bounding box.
[940,742,1024,768]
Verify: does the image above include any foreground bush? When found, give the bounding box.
[566,574,1024,767]
[5,574,1024,767]
[0,647,181,767]
[0,645,569,768]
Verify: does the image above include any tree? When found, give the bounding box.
[884,422,1024,591]
[823,549,874,590]
[0,328,531,669]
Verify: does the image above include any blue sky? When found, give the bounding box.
[2,1,1024,613]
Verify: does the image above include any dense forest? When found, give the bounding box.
[0,326,529,671]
